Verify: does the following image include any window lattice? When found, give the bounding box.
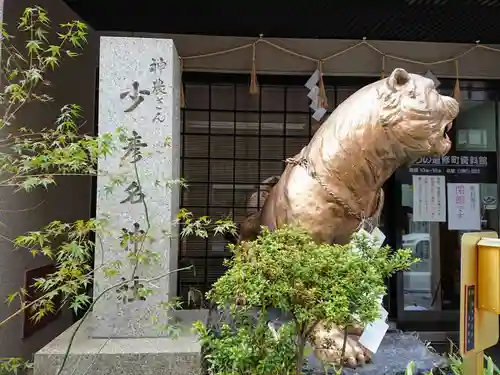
[178,79,363,306]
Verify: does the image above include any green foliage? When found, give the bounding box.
[0,357,32,375]
[0,6,108,192]
[0,6,114,192]
[199,226,417,375]
[404,345,500,375]
[0,104,116,190]
[9,218,104,320]
[485,355,500,375]
[210,226,416,329]
[178,208,237,239]
[1,6,88,128]
[195,316,297,375]
[447,350,464,375]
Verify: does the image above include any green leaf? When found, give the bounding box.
[34,27,48,42]
[45,45,61,56]
[65,50,79,58]
[69,294,91,314]
[6,292,19,305]
[26,40,43,55]
[43,56,59,69]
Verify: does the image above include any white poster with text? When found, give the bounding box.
[412,175,446,222]
[447,183,481,231]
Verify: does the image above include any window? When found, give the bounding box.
[400,91,498,312]
[180,80,317,306]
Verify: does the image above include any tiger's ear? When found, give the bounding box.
[387,68,410,90]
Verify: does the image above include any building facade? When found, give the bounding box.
[2,0,500,361]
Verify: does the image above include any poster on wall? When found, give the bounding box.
[447,183,481,231]
[412,175,446,222]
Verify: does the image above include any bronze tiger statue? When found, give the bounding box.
[224,68,459,367]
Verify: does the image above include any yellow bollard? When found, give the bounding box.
[460,232,500,375]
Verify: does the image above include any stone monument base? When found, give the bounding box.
[305,331,449,375]
[34,310,207,375]
[208,307,451,375]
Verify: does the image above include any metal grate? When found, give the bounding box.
[65,0,500,44]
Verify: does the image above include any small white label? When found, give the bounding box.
[371,227,386,249]
[267,321,279,340]
[359,319,389,354]
[379,304,388,321]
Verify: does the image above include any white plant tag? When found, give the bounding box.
[371,227,386,249]
[267,321,279,340]
[379,305,388,321]
[359,319,389,354]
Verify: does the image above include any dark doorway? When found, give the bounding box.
[381,175,401,321]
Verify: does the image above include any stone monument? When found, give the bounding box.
[90,36,182,338]
[34,37,205,375]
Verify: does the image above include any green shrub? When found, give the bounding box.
[196,225,417,375]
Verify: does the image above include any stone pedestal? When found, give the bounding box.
[209,307,450,375]
[34,310,207,375]
[34,36,201,375]
[306,331,449,375]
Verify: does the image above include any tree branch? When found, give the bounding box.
[0,261,113,328]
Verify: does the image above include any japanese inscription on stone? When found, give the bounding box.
[93,36,181,338]
[150,57,167,124]
[120,81,151,113]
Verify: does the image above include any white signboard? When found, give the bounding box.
[447,183,481,231]
[412,175,446,222]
